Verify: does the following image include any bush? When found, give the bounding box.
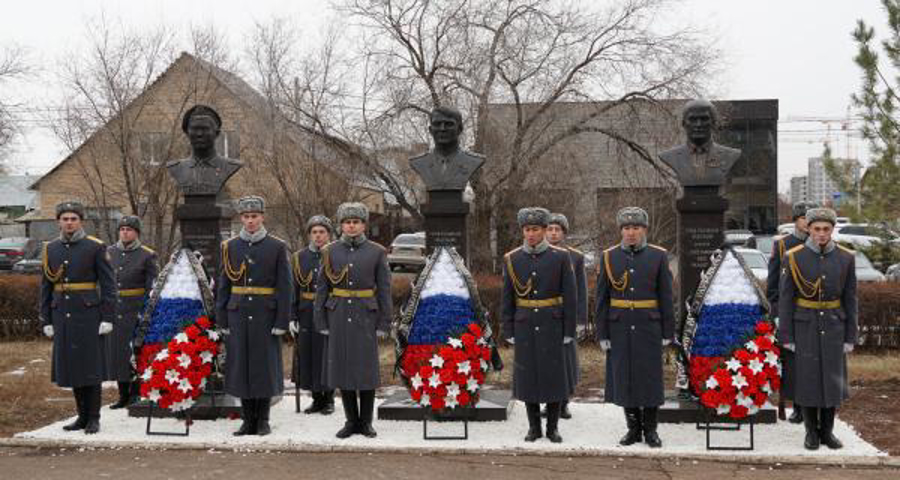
[857,282,900,349]
[0,274,41,341]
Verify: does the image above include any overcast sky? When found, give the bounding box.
[0,0,890,192]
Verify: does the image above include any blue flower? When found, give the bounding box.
[690,303,762,357]
[144,297,205,344]
[407,294,475,345]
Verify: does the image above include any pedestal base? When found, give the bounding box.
[658,394,776,424]
[127,393,283,420]
[377,389,513,421]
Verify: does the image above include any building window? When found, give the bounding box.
[216,131,240,159]
[137,132,172,166]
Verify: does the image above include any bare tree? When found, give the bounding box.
[341,0,717,271]
[0,45,30,173]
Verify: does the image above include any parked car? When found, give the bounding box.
[733,247,768,282]
[777,223,795,236]
[855,250,886,282]
[752,234,777,259]
[387,232,426,271]
[0,237,38,270]
[12,245,42,274]
[833,224,900,248]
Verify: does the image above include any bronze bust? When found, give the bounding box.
[658,99,741,189]
[410,106,484,192]
[166,105,243,198]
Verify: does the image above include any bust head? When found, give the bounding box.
[681,99,718,148]
[429,106,463,152]
[182,105,222,158]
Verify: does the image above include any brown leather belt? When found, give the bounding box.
[53,282,97,292]
[232,286,275,295]
[610,299,659,309]
[331,288,375,298]
[515,297,563,308]
[300,292,316,300]
[796,298,841,309]
[118,288,146,297]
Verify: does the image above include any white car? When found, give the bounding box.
[832,224,899,248]
[733,247,768,282]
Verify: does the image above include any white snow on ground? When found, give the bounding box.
[3,367,25,376]
[15,397,884,460]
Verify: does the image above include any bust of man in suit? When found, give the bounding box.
[410,106,485,192]
[658,99,741,190]
[166,104,244,199]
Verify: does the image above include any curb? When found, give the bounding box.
[1,436,897,468]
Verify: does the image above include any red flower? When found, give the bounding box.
[197,316,212,329]
[458,391,471,406]
[755,321,774,335]
[468,323,482,337]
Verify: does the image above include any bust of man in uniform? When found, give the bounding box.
[410,106,485,192]
[658,99,741,190]
[166,105,244,199]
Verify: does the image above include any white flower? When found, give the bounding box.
[141,368,154,381]
[447,338,463,349]
[178,353,192,369]
[177,378,193,394]
[200,351,214,364]
[466,377,480,393]
[705,376,719,390]
[147,389,161,402]
[411,373,424,390]
[748,405,760,415]
[761,383,772,394]
[208,331,220,342]
[725,358,742,372]
[446,383,460,398]
[732,372,748,390]
[745,340,759,353]
[476,338,488,347]
[165,369,180,384]
[174,333,189,344]
[445,395,459,409]
[429,372,442,389]
[200,378,207,390]
[457,361,471,375]
[716,404,731,415]
[155,350,169,362]
[748,358,764,375]
[764,351,779,366]
[419,393,431,406]
[429,355,444,369]
[736,392,754,409]
[480,359,489,372]
[172,398,194,411]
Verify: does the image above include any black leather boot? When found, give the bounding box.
[321,390,335,415]
[803,407,820,450]
[819,407,843,449]
[619,408,643,446]
[63,387,87,431]
[788,405,804,424]
[256,398,272,436]
[357,390,377,438]
[110,382,131,409]
[336,390,359,439]
[560,400,572,420]
[524,403,543,442]
[304,391,324,414]
[234,399,257,436]
[545,402,563,443]
[83,385,101,435]
[642,407,661,448]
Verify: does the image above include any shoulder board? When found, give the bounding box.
[86,235,104,245]
[648,244,667,252]
[602,245,618,254]
[837,244,856,254]
[566,246,584,255]
[786,244,804,256]
[504,246,522,258]
[268,234,287,245]
[549,245,568,252]
[141,245,156,255]
[369,241,387,251]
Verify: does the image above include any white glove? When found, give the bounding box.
[319,330,329,335]
[376,330,388,339]
[221,328,231,336]
[43,325,54,338]
[843,343,855,354]
[98,322,113,335]
[599,340,611,351]
[563,336,573,345]
[289,321,300,336]
[505,337,515,345]
[783,343,795,352]
[662,339,672,347]
[272,328,287,336]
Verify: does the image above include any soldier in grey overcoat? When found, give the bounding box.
[595,207,675,448]
[314,202,392,439]
[290,215,335,415]
[40,201,116,434]
[766,200,818,424]
[105,215,159,409]
[779,207,858,451]
[216,196,293,436]
[545,213,586,420]
[501,207,577,443]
